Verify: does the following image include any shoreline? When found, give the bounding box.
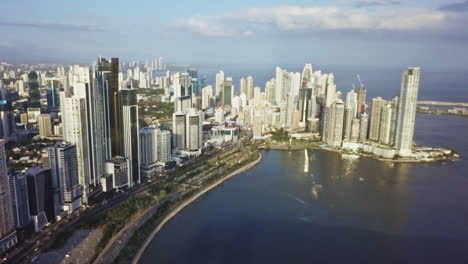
[131,152,263,264]
[262,144,459,163]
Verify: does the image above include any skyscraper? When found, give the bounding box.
[9,171,30,229]
[121,89,140,186]
[369,97,386,142]
[173,112,186,151]
[346,90,358,119]
[239,77,247,96]
[46,77,61,109]
[48,142,82,217]
[322,100,345,147]
[395,67,420,156]
[157,130,172,162]
[379,98,399,146]
[359,112,369,142]
[188,68,200,95]
[186,109,203,152]
[330,100,345,147]
[98,57,121,157]
[89,65,111,187]
[246,76,254,100]
[0,140,17,253]
[221,77,234,106]
[26,167,52,232]
[140,128,159,167]
[201,85,213,110]
[61,88,91,203]
[172,109,203,154]
[215,70,224,98]
[174,72,193,112]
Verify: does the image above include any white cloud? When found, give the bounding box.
[176,5,449,37]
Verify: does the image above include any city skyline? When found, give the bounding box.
[0,52,464,262]
[1,0,468,69]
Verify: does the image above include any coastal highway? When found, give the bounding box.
[94,193,184,264]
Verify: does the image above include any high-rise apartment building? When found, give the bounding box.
[157,130,171,162]
[246,76,254,100]
[60,90,91,203]
[359,112,369,142]
[395,68,420,156]
[140,128,159,167]
[221,78,234,106]
[201,85,213,110]
[173,112,186,151]
[0,140,17,253]
[9,171,30,229]
[215,70,224,98]
[48,142,82,217]
[378,98,398,146]
[172,109,203,154]
[186,109,203,152]
[369,97,386,142]
[121,89,140,186]
[239,77,247,96]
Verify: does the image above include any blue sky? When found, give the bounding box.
[0,0,467,69]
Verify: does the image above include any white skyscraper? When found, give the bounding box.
[325,74,336,107]
[60,89,91,203]
[369,97,386,142]
[140,127,159,167]
[246,76,254,100]
[275,67,284,105]
[215,70,224,97]
[201,85,213,109]
[239,77,247,96]
[346,89,358,118]
[157,130,172,162]
[395,67,420,156]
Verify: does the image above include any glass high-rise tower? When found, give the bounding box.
[395,67,420,156]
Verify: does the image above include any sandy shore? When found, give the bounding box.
[131,153,263,264]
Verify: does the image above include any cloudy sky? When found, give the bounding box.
[0,0,467,68]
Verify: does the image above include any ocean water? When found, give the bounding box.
[140,67,468,264]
